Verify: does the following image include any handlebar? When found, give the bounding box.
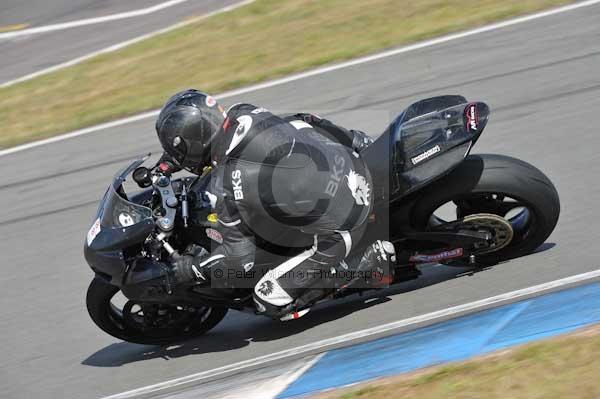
[130,156,200,261]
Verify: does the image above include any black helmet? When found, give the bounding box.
[156,89,225,170]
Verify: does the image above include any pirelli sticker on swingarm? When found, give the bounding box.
[411,145,441,165]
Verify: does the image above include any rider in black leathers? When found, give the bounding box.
[156,89,396,320]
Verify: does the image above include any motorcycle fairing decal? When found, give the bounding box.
[87,218,101,246]
[464,103,479,133]
[409,248,464,263]
[118,213,134,227]
[411,145,441,165]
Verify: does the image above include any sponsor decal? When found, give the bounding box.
[325,154,346,197]
[225,115,253,155]
[231,169,244,200]
[409,248,464,263]
[118,213,134,227]
[205,228,223,244]
[205,96,216,107]
[346,170,371,206]
[411,145,441,165]
[465,103,478,132]
[86,218,101,246]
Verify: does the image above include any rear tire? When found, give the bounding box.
[86,277,228,345]
[410,154,560,264]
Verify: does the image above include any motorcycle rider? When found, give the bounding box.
[156,89,396,320]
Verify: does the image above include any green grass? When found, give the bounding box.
[0,0,573,149]
[316,326,600,399]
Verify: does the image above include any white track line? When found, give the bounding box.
[102,269,600,399]
[0,0,191,40]
[220,354,325,399]
[1,0,599,158]
[0,0,256,89]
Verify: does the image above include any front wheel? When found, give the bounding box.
[410,154,560,265]
[86,277,228,345]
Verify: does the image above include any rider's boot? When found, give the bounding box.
[336,240,396,293]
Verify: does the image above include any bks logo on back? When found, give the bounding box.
[465,103,478,132]
[325,154,346,197]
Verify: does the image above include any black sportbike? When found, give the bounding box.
[84,96,560,345]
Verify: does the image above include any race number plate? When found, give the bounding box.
[87,218,101,246]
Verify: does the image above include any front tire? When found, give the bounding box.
[410,154,560,264]
[86,277,228,345]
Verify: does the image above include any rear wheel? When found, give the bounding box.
[86,277,228,345]
[410,154,560,265]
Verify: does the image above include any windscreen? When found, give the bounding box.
[97,157,153,229]
[99,184,152,229]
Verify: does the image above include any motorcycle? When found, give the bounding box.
[84,95,560,345]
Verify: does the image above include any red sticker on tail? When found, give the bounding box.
[464,103,478,133]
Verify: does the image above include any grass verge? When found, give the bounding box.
[314,325,600,399]
[0,0,573,149]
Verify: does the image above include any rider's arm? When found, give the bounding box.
[217,217,256,273]
[287,113,373,153]
[214,196,256,277]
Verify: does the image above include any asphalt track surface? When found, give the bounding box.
[0,0,242,84]
[1,4,599,398]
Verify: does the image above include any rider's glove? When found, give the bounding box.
[293,113,373,153]
[156,152,182,173]
[294,112,322,125]
[172,255,207,284]
[350,129,374,153]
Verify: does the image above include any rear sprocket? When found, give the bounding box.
[460,213,513,254]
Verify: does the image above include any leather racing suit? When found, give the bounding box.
[181,104,395,319]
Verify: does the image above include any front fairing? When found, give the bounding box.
[84,157,155,284]
[90,158,155,249]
